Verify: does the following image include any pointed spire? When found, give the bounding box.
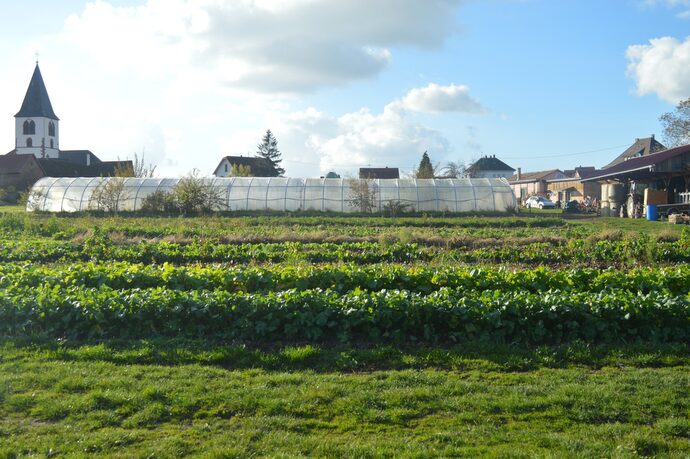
[15,63,59,120]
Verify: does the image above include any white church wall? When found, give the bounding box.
[14,116,59,159]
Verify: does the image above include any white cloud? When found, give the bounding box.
[260,83,487,176]
[269,102,452,177]
[641,0,690,18]
[61,0,464,93]
[627,36,690,103]
[400,83,486,113]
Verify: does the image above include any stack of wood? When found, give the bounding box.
[668,214,690,224]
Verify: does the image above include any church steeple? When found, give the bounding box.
[15,64,59,120]
[14,63,60,158]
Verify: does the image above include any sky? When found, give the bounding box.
[1,0,690,178]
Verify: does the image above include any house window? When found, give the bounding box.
[23,120,36,135]
[225,163,228,173]
[50,139,54,148]
[49,121,55,137]
[26,138,33,147]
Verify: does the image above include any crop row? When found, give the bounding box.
[0,213,568,238]
[3,262,690,295]
[1,285,688,344]
[1,235,690,265]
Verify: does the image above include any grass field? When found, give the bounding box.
[1,208,689,457]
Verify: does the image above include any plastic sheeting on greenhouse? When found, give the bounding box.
[26,177,517,213]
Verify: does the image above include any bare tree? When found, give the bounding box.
[660,98,690,147]
[90,178,129,213]
[132,152,157,178]
[346,178,379,213]
[440,161,467,178]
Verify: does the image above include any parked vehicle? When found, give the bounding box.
[524,196,556,209]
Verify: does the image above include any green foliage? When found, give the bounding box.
[416,150,435,179]
[1,278,689,343]
[383,200,413,217]
[229,163,253,177]
[172,170,225,214]
[140,190,176,213]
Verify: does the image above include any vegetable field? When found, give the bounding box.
[1,210,689,456]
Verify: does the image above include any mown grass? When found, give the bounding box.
[1,342,689,457]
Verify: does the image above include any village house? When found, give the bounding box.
[213,155,278,177]
[464,155,515,179]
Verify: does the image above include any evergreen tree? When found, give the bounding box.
[255,129,285,177]
[416,151,435,179]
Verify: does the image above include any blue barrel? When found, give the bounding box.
[646,204,658,221]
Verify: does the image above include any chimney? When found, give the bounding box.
[517,167,521,181]
[651,134,655,140]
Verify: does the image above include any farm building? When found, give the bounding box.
[583,142,690,217]
[27,177,517,213]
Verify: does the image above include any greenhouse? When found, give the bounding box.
[26,177,517,213]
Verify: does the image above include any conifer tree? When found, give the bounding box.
[416,151,435,179]
[256,129,285,177]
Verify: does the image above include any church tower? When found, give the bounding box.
[14,63,59,159]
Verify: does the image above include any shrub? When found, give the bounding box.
[172,170,225,214]
[141,190,176,213]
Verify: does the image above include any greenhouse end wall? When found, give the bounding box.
[26,177,517,213]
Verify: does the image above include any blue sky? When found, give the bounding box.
[1,0,689,177]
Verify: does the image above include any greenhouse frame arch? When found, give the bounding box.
[27,177,517,213]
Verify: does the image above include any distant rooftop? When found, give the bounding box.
[359,167,400,179]
[602,136,666,170]
[466,155,515,173]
